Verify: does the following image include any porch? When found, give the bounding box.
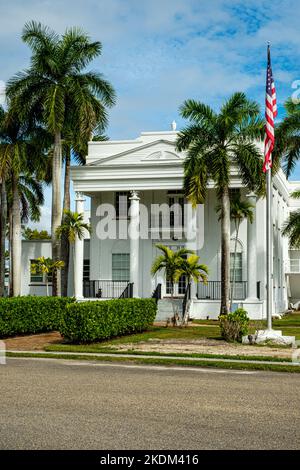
[82,279,262,301]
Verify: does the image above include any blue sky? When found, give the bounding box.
[0,0,300,230]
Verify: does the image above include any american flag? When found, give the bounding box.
[263,45,277,173]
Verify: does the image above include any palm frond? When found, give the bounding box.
[282,209,300,248]
[231,141,264,194]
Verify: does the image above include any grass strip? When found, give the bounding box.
[44,344,294,363]
[6,351,300,373]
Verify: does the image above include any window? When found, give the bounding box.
[229,188,241,199]
[116,192,130,219]
[112,254,130,281]
[230,252,242,282]
[83,259,90,281]
[168,192,184,228]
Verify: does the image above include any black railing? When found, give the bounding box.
[151,283,162,303]
[119,282,134,299]
[182,282,191,319]
[197,281,247,300]
[83,280,130,298]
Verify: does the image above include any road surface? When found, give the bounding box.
[0,358,299,449]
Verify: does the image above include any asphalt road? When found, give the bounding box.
[0,358,299,450]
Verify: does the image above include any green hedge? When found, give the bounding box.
[0,296,74,338]
[60,298,157,343]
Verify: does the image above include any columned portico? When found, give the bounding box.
[246,192,257,300]
[69,129,292,319]
[129,190,140,297]
[74,192,85,299]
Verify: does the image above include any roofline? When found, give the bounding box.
[86,139,179,166]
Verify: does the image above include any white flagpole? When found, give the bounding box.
[266,166,273,330]
[246,44,295,345]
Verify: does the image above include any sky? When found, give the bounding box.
[0,0,300,230]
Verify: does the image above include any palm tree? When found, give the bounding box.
[275,99,300,178]
[7,21,116,296]
[0,106,7,296]
[56,210,91,296]
[23,228,51,240]
[176,92,264,315]
[175,254,208,325]
[151,244,193,323]
[31,257,64,297]
[60,130,108,296]
[0,110,48,296]
[282,190,300,248]
[0,176,7,297]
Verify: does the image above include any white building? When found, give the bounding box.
[21,128,300,320]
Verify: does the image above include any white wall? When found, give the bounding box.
[21,240,90,297]
[21,241,52,296]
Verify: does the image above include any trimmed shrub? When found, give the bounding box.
[60,298,157,343]
[219,308,249,342]
[0,296,74,338]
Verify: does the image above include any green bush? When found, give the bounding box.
[0,296,74,338]
[60,298,157,343]
[219,308,249,342]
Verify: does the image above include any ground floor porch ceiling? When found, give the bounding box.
[70,164,248,193]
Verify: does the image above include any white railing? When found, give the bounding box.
[286,259,300,273]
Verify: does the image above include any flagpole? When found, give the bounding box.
[266,40,273,331]
[266,165,273,330]
[243,43,295,345]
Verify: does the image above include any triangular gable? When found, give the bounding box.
[87,139,182,166]
[142,150,181,161]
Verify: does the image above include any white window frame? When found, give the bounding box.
[112,253,130,281]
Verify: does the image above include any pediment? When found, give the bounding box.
[143,150,180,161]
[87,139,183,166]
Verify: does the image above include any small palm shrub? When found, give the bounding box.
[219,308,249,342]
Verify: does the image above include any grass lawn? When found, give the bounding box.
[45,313,300,357]
[192,313,300,340]
[54,325,221,348]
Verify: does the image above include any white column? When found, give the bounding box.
[186,203,197,299]
[74,192,85,299]
[129,191,140,297]
[246,192,257,300]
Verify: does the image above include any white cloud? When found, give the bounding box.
[1,0,300,178]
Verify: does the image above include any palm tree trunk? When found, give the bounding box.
[182,279,191,326]
[72,243,76,297]
[61,149,71,296]
[230,221,240,311]
[0,179,7,296]
[220,187,230,315]
[8,209,13,297]
[170,281,179,326]
[11,175,21,296]
[51,130,62,297]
